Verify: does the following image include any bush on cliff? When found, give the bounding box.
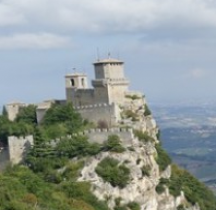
[155,143,172,172]
[103,135,125,153]
[95,157,130,188]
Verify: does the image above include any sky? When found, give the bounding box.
[1,0,216,106]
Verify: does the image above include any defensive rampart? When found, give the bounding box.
[75,103,121,126]
[66,127,135,146]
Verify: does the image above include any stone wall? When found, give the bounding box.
[66,88,95,106]
[8,135,34,164]
[77,127,135,145]
[75,103,121,126]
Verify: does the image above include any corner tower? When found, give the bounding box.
[92,58,130,104]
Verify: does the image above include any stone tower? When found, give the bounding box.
[92,58,129,105]
[65,73,88,103]
[65,58,130,106]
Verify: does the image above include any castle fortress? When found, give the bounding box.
[2,57,158,167]
[64,58,132,126]
[66,58,130,106]
[6,57,143,126]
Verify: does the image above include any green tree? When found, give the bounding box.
[2,105,8,118]
[42,103,83,133]
[15,105,37,125]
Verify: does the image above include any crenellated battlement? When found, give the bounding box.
[65,127,135,145]
[75,103,111,110]
[78,127,133,135]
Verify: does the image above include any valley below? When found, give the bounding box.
[151,104,216,193]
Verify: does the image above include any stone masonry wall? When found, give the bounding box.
[75,128,135,145]
[8,135,34,164]
[75,103,121,126]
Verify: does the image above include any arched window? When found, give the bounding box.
[71,79,75,86]
[81,78,85,87]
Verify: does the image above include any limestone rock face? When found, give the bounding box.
[78,96,200,210]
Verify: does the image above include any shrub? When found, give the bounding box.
[62,161,84,181]
[141,165,151,177]
[115,197,122,206]
[127,202,141,210]
[123,110,139,121]
[114,206,127,210]
[95,157,130,188]
[125,95,141,100]
[144,104,151,116]
[177,204,186,210]
[155,143,171,172]
[114,202,141,210]
[156,178,169,194]
[103,135,125,153]
[156,129,161,140]
[134,130,155,143]
[156,182,166,194]
[22,193,37,205]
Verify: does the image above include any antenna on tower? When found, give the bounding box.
[108,51,111,59]
[73,68,76,74]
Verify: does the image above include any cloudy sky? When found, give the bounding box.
[1,0,216,106]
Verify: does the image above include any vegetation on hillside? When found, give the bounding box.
[155,164,216,210]
[0,103,109,210]
[155,143,172,172]
[0,103,216,210]
[169,164,216,210]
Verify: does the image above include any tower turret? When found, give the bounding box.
[92,58,129,105]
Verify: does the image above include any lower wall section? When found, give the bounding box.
[78,128,134,146]
[75,103,121,126]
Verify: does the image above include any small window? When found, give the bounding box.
[71,79,75,86]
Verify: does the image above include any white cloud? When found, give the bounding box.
[1,0,216,32]
[189,69,206,79]
[0,33,71,49]
[1,0,216,49]
[0,2,26,26]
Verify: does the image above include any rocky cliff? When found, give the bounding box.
[76,95,200,210]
